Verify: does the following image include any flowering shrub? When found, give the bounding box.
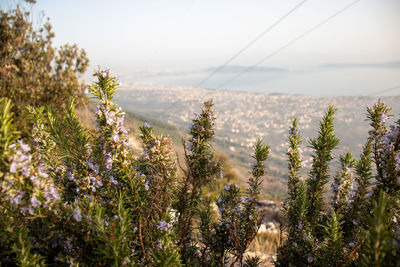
[277,102,400,266]
[1,69,398,266]
[0,70,268,266]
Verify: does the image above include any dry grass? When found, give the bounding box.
[245,231,282,266]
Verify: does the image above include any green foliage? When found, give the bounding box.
[0,2,89,136]
[0,70,267,266]
[277,101,400,267]
[0,98,19,168]
[287,118,302,201]
[0,56,398,266]
[319,211,344,267]
[175,99,221,262]
[197,139,269,266]
[359,190,399,267]
[330,152,356,216]
[243,255,262,267]
[306,106,340,231]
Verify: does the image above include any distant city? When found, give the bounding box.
[116,83,400,195]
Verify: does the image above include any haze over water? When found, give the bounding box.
[121,66,399,96]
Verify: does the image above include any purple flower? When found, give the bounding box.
[113,132,119,143]
[105,155,113,170]
[217,197,222,204]
[234,184,239,189]
[96,179,103,187]
[157,221,168,231]
[37,166,48,178]
[225,184,230,190]
[106,111,115,125]
[18,140,31,152]
[73,208,82,222]
[30,197,41,208]
[44,190,53,202]
[65,241,73,250]
[298,221,303,230]
[244,196,254,202]
[88,160,99,174]
[144,122,151,128]
[380,112,388,123]
[16,153,30,163]
[106,117,114,125]
[156,239,163,250]
[27,206,34,215]
[21,166,30,177]
[187,142,193,151]
[11,191,24,205]
[67,172,74,181]
[117,116,125,125]
[395,154,400,172]
[219,170,223,179]
[249,214,253,220]
[218,205,225,214]
[307,254,313,263]
[110,175,118,185]
[9,162,17,173]
[101,69,111,78]
[50,186,60,200]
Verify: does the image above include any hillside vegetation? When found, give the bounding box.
[1,2,399,266]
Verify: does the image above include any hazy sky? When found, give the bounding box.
[2,0,400,95]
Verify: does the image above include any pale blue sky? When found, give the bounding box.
[2,0,400,95]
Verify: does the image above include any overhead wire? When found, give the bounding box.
[194,0,308,88]
[218,0,361,89]
[367,84,400,96]
[161,0,362,116]
[162,0,308,113]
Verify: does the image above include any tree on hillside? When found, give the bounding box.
[0,0,89,135]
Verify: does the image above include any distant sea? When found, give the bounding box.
[120,67,400,96]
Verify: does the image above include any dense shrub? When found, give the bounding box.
[277,102,400,266]
[0,70,268,266]
[1,67,399,266]
[0,2,89,136]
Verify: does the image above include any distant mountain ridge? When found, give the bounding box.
[320,61,400,69]
[204,65,288,73]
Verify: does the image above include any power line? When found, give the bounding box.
[367,84,400,96]
[194,0,308,88]
[218,0,361,89]
[144,0,196,70]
